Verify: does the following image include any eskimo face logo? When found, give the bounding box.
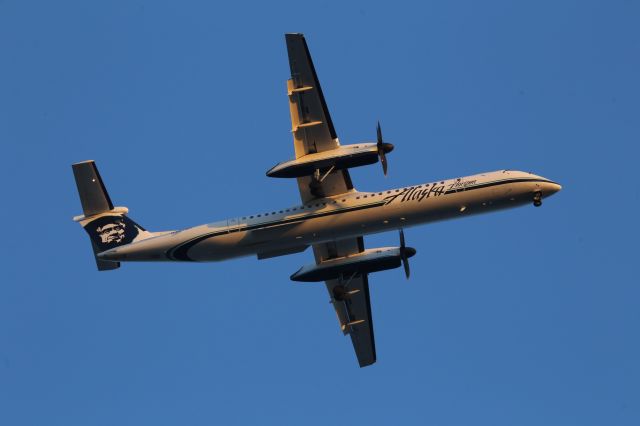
[86,215,140,249]
[96,220,126,244]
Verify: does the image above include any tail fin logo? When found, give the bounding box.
[96,220,127,244]
[84,215,142,251]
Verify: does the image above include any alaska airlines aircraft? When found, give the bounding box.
[72,33,561,367]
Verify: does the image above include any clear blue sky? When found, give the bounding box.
[1,1,638,425]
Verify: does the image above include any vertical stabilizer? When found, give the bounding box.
[72,161,151,270]
[72,160,114,217]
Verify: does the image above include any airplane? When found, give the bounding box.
[72,33,561,367]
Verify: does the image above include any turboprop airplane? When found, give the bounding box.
[72,33,561,367]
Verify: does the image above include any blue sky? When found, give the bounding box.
[1,1,639,425]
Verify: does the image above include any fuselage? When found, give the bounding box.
[98,170,561,263]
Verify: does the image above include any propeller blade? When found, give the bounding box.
[399,229,409,279]
[376,121,389,176]
[399,229,415,279]
[403,256,411,279]
[380,151,388,176]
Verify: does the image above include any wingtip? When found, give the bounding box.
[358,358,377,368]
[72,159,96,166]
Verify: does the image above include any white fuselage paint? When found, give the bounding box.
[98,170,561,263]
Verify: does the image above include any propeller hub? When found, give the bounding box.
[403,247,417,258]
[381,142,394,154]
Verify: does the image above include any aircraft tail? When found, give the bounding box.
[72,160,152,271]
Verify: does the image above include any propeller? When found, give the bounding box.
[399,229,417,279]
[376,121,394,176]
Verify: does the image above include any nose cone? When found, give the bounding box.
[529,172,562,198]
[543,181,562,197]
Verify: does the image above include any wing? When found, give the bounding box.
[286,34,375,367]
[285,33,355,202]
[313,237,376,367]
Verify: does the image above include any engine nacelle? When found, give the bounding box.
[290,246,416,282]
[266,143,392,178]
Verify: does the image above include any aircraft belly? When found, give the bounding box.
[186,231,257,261]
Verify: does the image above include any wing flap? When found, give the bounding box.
[286,33,337,157]
[314,237,376,367]
[324,274,376,367]
[285,33,355,202]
